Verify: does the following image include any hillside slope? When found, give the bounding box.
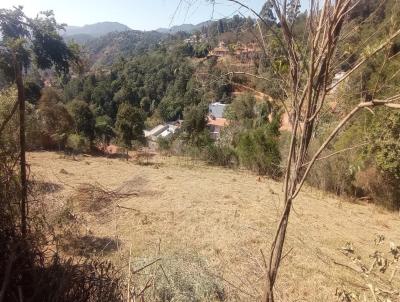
[84,30,166,67]
[29,152,400,301]
[63,22,131,38]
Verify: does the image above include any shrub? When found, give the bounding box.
[66,134,90,155]
[369,111,400,180]
[305,121,365,197]
[67,99,95,141]
[354,167,400,210]
[182,102,208,142]
[157,136,172,152]
[236,125,281,177]
[204,144,237,167]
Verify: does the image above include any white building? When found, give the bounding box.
[209,102,227,118]
[144,124,178,141]
[208,102,229,139]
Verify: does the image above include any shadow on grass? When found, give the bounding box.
[30,180,63,194]
[64,235,121,257]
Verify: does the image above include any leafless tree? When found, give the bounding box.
[212,0,400,301]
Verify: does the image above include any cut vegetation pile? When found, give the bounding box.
[70,183,139,212]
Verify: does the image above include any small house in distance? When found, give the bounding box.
[209,102,227,118]
[144,123,179,140]
[209,41,230,57]
[144,122,179,150]
[208,102,229,139]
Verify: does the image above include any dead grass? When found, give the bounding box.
[28,152,400,301]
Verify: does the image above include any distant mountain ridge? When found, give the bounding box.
[156,20,213,34]
[62,22,131,39]
[62,20,212,40]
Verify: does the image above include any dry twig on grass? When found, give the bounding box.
[70,182,139,212]
[334,237,400,301]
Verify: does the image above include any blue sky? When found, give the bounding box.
[1,0,307,31]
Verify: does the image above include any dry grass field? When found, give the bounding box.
[28,151,400,302]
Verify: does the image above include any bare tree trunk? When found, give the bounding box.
[13,56,27,237]
[263,196,292,302]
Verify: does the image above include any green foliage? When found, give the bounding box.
[85,30,165,67]
[66,133,90,154]
[182,103,208,140]
[0,87,41,150]
[38,87,73,148]
[226,93,256,123]
[0,7,76,75]
[236,124,281,177]
[62,47,203,126]
[0,88,19,153]
[67,99,95,141]
[157,136,172,152]
[193,43,211,58]
[24,80,43,104]
[30,11,75,73]
[95,115,114,145]
[115,103,145,149]
[369,111,400,179]
[204,144,237,167]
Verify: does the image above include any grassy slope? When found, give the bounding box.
[29,152,400,301]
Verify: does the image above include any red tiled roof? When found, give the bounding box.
[207,117,229,127]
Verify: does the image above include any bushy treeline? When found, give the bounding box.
[1,44,220,153]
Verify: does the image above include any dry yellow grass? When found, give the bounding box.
[29,151,400,301]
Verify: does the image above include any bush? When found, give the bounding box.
[307,152,358,196]
[236,125,281,177]
[67,100,95,141]
[66,134,90,155]
[204,144,237,167]
[157,136,172,152]
[306,121,364,197]
[354,167,400,210]
[306,113,400,210]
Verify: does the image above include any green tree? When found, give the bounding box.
[182,102,208,143]
[236,123,281,177]
[226,93,256,123]
[24,80,43,104]
[67,100,95,142]
[66,133,90,158]
[0,6,76,235]
[115,103,145,159]
[38,87,73,149]
[95,115,114,146]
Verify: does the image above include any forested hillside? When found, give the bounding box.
[84,30,167,67]
[63,21,131,38]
